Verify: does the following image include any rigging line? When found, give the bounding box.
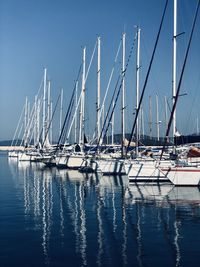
[55,64,82,152]
[85,40,97,82]
[41,93,61,148]
[97,32,137,150]
[160,0,200,161]
[62,98,75,143]
[91,39,122,143]
[99,39,122,121]
[125,0,169,155]
[37,96,48,146]
[97,75,120,146]
[12,103,26,147]
[66,44,98,143]
[28,74,45,144]
[27,102,43,147]
[66,89,82,142]
[56,86,76,147]
[96,75,121,149]
[21,100,37,147]
[16,120,24,146]
[36,75,45,103]
[185,72,200,130]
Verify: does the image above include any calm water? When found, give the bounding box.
[0,152,200,267]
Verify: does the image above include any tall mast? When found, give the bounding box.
[156,94,160,141]
[59,88,63,137]
[74,82,78,143]
[164,96,168,133]
[149,95,152,139]
[111,101,115,144]
[172,0,177,137]
[122,32,126,143]
[37,98,40,145]
[24,96,28,146]
[47,79,51,144]
[79,47,86,145]
[97,37,101,142]
[50,101,53,144]
[121,32,126,157]
[135,28,141,154]
[34,95,37,146]
[42,68,47,144]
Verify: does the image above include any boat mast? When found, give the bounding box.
[47,79,51,145]
[160,0,200,160]
[149,95,152,139]
[34,95,37,146]
[50,101,53,144]
[121,32,126,156]
[136,28,141,154]
[79,47,86,146]
[156,94,160,141]
[37,98,40,145]
[112,101,115,144]
[42,68,47,144]
[97,37,101,143]
[24,96,28,146]
[59,88,63,137]
[172,0,177,138]
[164,96,168,134]
[74,82,78,143]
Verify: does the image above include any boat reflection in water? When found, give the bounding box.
[7,159,200,267]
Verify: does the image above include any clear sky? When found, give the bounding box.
[0,0,200,141]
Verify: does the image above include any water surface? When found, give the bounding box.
[0,152,200,267]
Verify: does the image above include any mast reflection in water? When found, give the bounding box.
[0,153,199,267]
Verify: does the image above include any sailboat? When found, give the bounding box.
[158,0,200,186]
[89,32,132,175]
[125,1,170,182]
[126,0,200,186]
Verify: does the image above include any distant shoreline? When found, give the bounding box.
[0,146,23,151]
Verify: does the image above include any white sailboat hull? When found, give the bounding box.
[8,151,19,158]
[40,155,56,166]
[56,154,68,167]
[56,153,86,169]
[124,159,169,182]
[161,167,200,186]
[18,152,34,161]
[66,154,85,169]
[97,157,125,175]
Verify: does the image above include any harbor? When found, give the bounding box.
[1,0,200,266]
[1,151,200,267]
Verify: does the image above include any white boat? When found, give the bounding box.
[79,155,99,173]
[66,153,86,169]
[56,152,86,169]
[56,152,68,167]
[124,158,170,182]
[18,150,41,162]
[8,150,19,158]
[96,155,126,175]
[160,165,200,186]
[125,157,200,186]
[38,154,56,166]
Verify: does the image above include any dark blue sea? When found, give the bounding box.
[0,151,200,267]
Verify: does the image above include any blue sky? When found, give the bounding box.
[0,0,200,141]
